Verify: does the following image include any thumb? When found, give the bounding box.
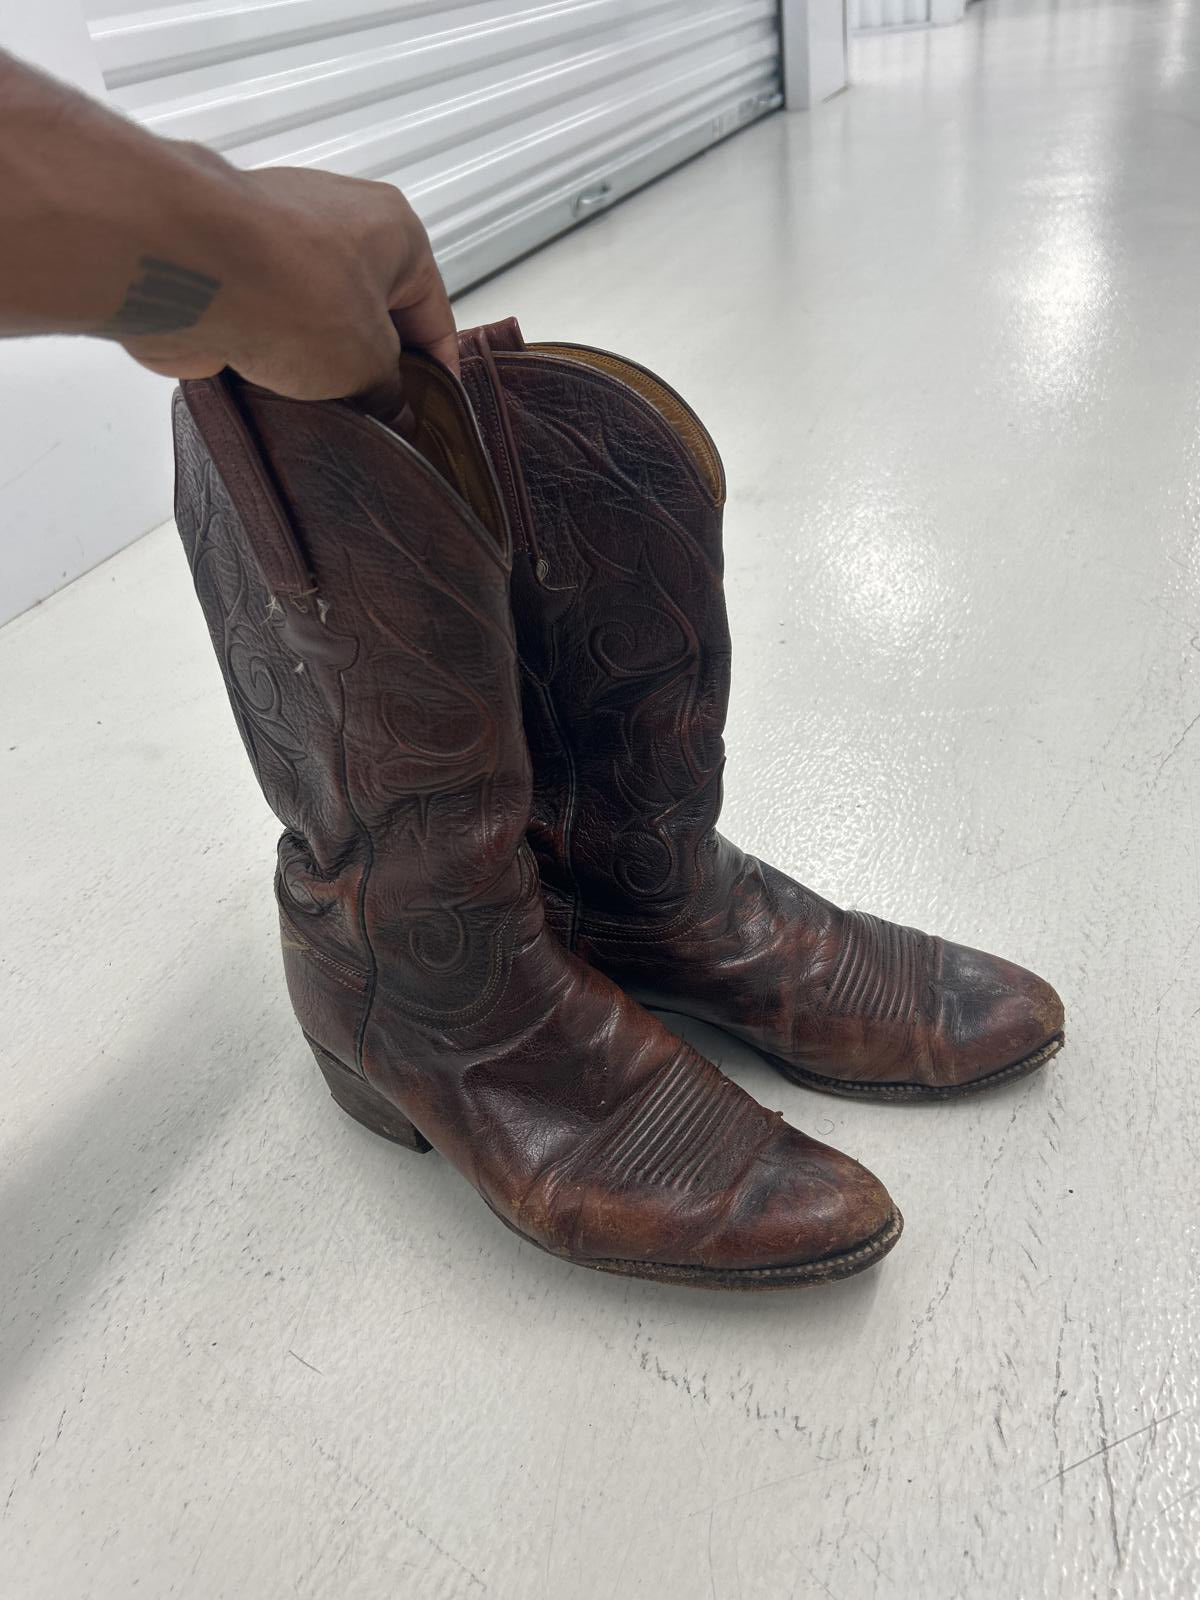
[347,317,404,423]
[125,347,225,381]
[389,264,459,376]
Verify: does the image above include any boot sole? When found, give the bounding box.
[763,1031,1065,1101]
[307,1034,903,1288]
[580,1207,903,1289]
[646,1017,1064,1102]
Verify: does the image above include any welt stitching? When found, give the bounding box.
[592,1215,900,1278]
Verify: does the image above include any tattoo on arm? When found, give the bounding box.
[98,256,220,338]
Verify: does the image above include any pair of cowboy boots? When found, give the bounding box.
[172,319,1063,1291]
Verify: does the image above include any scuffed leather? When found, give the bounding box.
[460,326,1064,1092]
[172,357,897,1277]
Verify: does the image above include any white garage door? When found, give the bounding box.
[81,0,783,294]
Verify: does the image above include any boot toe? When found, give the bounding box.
[935,939,1065,1089]
[517,1049,902,1286]
[556,1121,901,1285]
[700,1123,900,1276]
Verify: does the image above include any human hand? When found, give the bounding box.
[123,157,456,416]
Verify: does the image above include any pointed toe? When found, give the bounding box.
[522,1054,904,1288]
[934,941,1065,1090]
[677,1121,903,1284]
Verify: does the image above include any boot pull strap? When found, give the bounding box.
[456,319,541,563]
[181,373,316,602]
[458,317,526,362]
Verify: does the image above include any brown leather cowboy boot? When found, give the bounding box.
[458,319,1065,1100]
[172,351,901,1286]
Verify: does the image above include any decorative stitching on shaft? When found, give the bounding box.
[582,1051,758,1194]
[823,911,929,1026]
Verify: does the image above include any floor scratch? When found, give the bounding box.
[1035,1407,1188,1489]
[1095,1379,1123,1568]
[1156,1481,1200,1520]
[1153,705,1200,780]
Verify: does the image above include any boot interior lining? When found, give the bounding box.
[530,343,724,502]
[394,353,508,545]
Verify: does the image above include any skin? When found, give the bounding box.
[0,50,457,414]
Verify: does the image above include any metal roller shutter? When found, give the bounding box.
[81,0,783,294]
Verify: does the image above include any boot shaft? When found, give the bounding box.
[459,322,733,932]
[173,358,535,1037]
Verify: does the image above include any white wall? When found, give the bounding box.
[782,0,849,110]
[0,0,175,627]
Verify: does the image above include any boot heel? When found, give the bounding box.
[305,1036,432,1153]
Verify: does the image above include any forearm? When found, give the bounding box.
[0,50,256,339]
[0,48,455,401]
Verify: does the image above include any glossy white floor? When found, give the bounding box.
[4,2,1200,1595]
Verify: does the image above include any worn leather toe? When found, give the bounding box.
[690,1121,899,1273]
[518,1051,900,1282]
[932,939,1065,1089]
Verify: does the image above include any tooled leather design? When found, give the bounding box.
[176,427,310,820]
[487,356,729,924]
[253,402,530,1028]
[472,341,1063,1091]
[176,370,897,1270]
[177,391,528,1026]
[174,398,369,976]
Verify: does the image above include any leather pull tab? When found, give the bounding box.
[181,374,316,600]
[457,317,526,363]
[456,320,539,562]
[482,317,526,352]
